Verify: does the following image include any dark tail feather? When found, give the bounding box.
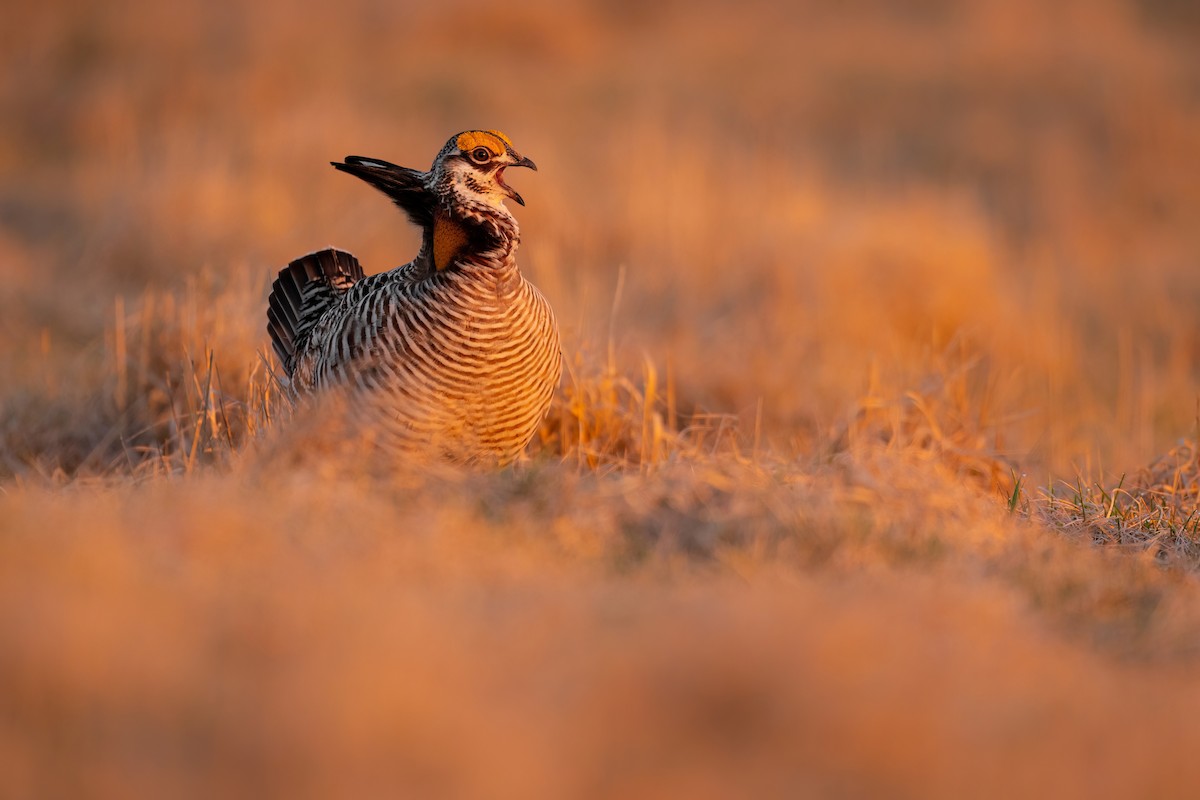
[267,248,365,377]
[332,156,435,227]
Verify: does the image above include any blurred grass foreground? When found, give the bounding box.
[3,0,1200,797]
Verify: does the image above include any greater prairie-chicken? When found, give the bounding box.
[267,130,561,464]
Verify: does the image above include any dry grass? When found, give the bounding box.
[3,0,1200,796]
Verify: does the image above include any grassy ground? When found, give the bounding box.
[3,0,1200,796]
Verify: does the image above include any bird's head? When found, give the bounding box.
[430,130,538,210]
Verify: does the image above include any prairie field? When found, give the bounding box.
[3,0,1200,796]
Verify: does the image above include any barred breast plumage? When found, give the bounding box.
[266,130,562,464]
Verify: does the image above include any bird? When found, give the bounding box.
[266,130,562,465]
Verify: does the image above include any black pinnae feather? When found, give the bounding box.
[332,156,435,228]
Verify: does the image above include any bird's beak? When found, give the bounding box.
[497,153,537,206]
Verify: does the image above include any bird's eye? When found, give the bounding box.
[469,147,491,164]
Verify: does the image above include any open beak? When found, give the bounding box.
[497,154,537,206]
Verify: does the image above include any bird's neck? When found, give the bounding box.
[425,198,520,275]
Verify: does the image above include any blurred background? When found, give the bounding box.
[3,0,1200,477]
[5,2,1200,797]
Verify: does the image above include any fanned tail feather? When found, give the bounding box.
[267,248,364,377]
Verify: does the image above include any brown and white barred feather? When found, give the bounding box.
[266,131,561,465]
[267,248,365,376]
